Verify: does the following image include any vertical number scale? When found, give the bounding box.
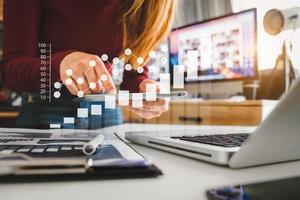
[38,43,52,103]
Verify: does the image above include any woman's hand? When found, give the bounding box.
[60,52,116,96]
[129,79,170,119]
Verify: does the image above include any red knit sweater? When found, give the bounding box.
[1,0,148,93]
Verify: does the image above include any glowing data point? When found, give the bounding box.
[149,51,156,58]
[100,74,108,82]
[89,60,97,67]
[101,54,108,61]
[77,91,84,98]
[137,66,144,74]
[77,77,84,85]
[124,64,132,71]
[54,91,61,98]
[160,44,168,52]
[89,82,96,90]
[161,56,168,64]
[112,57,120,65]
[124,48,132,56]
[54,82,61,89]
[66,69,73,76]
[65,78,72,85]
[137,57,144,64]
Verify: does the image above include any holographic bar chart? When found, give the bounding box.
[77,108,88,118]
[63,117,75,124]
[91,105,102,115]
[132,93,143,108]
[146,83,157,101]
[118,90,130,106]
[173,65,184,88]
[186,50,198,79]
[159,73,170,94]
[105,95,116,109]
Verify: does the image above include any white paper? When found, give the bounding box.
[159,73,170,94]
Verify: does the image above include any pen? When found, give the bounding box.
[82,134,105,155]
[80,91,187,102]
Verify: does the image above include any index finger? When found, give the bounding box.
[93,56,116,94]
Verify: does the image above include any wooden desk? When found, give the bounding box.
[122,99,277,126]
[0,111,19,118]
[0,109,19,128]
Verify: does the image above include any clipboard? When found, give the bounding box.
[0,129,162,182]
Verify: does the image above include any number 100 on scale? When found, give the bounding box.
[38,43,52,103]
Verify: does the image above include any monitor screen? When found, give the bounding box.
[169,9,257,83]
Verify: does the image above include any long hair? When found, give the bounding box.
[120,0,177,68]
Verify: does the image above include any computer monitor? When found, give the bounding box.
[169,9,257,83]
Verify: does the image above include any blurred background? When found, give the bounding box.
[170,0,300,71]
[0,0,299,127]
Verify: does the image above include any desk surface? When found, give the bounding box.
[0,111,19,118]
[1,124,300,200]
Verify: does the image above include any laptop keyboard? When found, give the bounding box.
[171,133,250,147]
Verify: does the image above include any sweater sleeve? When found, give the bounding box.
[120,65,149,93]
[1,0,72,92]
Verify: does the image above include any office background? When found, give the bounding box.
[0,0,299,127]
[175,0,300,71]
[172,0,300,100]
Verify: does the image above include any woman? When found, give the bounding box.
[1,0,176,128]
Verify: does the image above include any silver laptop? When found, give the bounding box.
[125,79,300,168]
